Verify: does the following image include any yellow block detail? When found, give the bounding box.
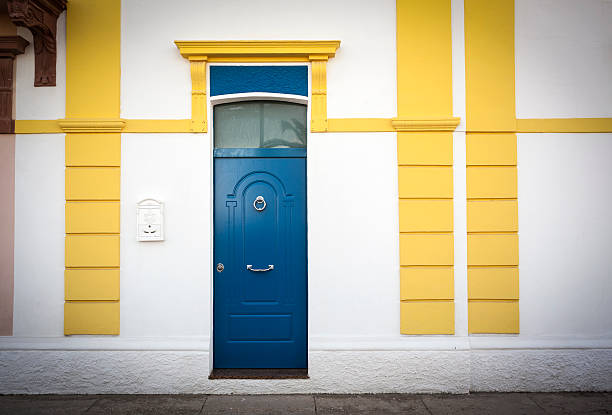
[400,301,454,334]
[398,167,453,198]
[467,200,518,232]
[396,0,453,118]
[64,302,119,335]
[65,202,120,234]
[466,133,516,166]
[516,118,612,133]
[400,267,454,300]
[400,233,454,266]
[310,59,328,132]
[399,199,453,232]
[466,166,517,199]
[65,269,120,300]
[464,0,516,131]
[65,167,120,200]
[175,40,340,60]
[468,267,518,299]
[468,300,519,333]
[327,118,394,132]
[65,134,120,166]
[66,0,121,118]
[397,132,453,165]
[65,235,120,268]
[467,233,518,266]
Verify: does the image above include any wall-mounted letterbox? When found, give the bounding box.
[137,199,164,241]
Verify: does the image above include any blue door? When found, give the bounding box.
[213,156,307,368]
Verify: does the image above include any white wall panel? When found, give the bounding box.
[120,133,211,337]
[13,134,65,336]
[516,0,612,118]
[121,0,396,119]
[518,133,612,338]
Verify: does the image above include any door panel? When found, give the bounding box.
[214,157,307,368]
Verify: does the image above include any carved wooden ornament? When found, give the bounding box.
[7,0,66,87]
[0,36,29,133]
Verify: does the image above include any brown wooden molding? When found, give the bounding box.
[0,35,29,133]
[7,0,66,87]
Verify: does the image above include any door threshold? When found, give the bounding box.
[209,368,309,380]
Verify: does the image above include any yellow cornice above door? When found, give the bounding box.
[174,40,341,62]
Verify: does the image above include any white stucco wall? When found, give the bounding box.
[120,0,396,119]
[15,13,66,120]
[515,0,612,118]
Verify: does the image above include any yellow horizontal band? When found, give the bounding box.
[516,118,612,133]
[327,118,394,132]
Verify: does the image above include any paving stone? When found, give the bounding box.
[315,394,430,414]
[202,394,314,415]
[86,395,206,415]
[421,392,545,415]
[528,392,612,414]
[0,395,97,415]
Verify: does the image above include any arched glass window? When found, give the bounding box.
[214,101,307,149]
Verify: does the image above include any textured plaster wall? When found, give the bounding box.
[1,348,610,394]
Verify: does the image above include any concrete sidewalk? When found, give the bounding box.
[0,392,610,414]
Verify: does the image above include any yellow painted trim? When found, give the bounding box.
[175,40,340,60]
[58,119,126,133]
[310,59,328,132]
[466,166,517,199]
[396,0,453,118]
[398,166,453,198]
[467,233,519,266]
[397,132,453,165]
[65,167,121,201]
[401,267,454,300]
[399,199,453,232]
[467,200,518,232]
[327,118,394,132]
[468,300,519,334]
[65,269,120,300]
[15,120,63,134]
[64,301,120,335]
[189,59,207,132]
[208,56,309,63]
[122,119,192,133]
[468,267,518,300]
[65,0,122,335]
[466,133,517,166]
[66,134,121,167]
[65,235,120,268]
[66,0,121,119]
[400,233,454,266]
[401,301,454,335]
[391,118,460,131]
[464,0,516,131]
[65,202,120,234]
[516,118,612,133]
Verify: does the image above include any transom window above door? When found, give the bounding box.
[214,101,307,149]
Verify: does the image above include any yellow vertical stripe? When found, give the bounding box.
[64,0,121,335]
[396,0,455,334]
[465,0,518,333]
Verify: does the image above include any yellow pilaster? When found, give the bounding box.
[189,57,207,132]
[465,0,519,333]
[63,0,122,335]
[396,0,455,334]
[310,55,328,132]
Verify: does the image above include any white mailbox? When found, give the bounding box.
[137,199,164,241]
